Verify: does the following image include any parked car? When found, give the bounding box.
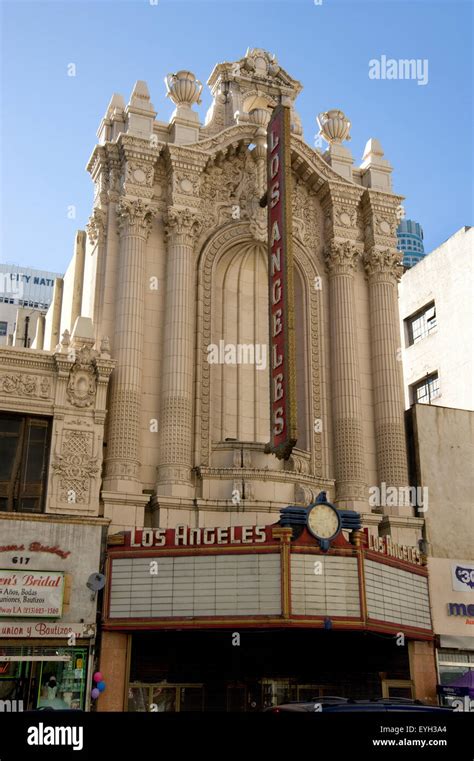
[264,696,453,713]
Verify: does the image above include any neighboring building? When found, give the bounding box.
[397,219,425,268]
[407,404,474,710]
[2,48,444,711]
[0,264,62,347]
[0,317,114,710]
[399,226,473,412]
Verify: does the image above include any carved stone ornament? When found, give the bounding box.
[51,430,99,505]
[66,347,98,408]
[117,197,157,239]
[125,162,154,187]
[0,374,50,398]
[86,208,107,246]
[164,207,202,246]
[364,247,404,281]
[324,240,361,276]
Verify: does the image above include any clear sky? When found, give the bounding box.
[1,0,472,274]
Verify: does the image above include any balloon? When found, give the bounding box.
[97,681,106,692]
[93,672,103,683]
[91,688,100,699]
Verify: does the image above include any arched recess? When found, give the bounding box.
[194,222,328,479]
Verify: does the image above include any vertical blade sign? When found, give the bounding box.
[266,105,297,460]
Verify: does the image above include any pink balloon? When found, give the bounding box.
[93,672,103,683]
[91,688,100,699]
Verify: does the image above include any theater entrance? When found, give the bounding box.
[126,629,412,712]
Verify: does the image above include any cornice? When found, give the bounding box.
[0,348,56,371]
[197,466,334,488]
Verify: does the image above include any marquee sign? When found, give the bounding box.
[265,104,297,460]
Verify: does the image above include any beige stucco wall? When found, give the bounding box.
[412,403,474,559]
[399,226,474,411]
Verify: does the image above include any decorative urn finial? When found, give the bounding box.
[317,109,351,144]
[165,70,203,108]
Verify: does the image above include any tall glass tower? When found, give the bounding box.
[397,219,425,268]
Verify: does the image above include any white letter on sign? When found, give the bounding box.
[270,153,279,179]
[272,310,282,336]
[270,182,280,208]
[270,131,279,151]
[272,279,282,305]
[274,373,284,401]
[270,221,281,246]
[272,344,283,369]
[274,408,284,435]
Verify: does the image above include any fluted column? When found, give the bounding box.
[103,198,156,489]
[325,241,367,507]
[365,246,409,490]
[157,207,201,497]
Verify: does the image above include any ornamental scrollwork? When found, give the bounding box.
[66,347,98,408]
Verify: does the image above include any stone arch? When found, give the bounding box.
[194,221,328,479]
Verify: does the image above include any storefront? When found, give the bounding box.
[428,557,474,711]
[100,510,437,711]
[0,513,107,711]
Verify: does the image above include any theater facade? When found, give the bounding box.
[27,47,438,709]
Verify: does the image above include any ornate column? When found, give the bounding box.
[364,246,409,489]
[325,240,367,508]
[103,197,157,492]
[157,207,201,497]
[363,191,410,514]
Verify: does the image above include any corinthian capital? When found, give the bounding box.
[324,240,361,276]
[364,247,403,282]
[116,197,157,240]
[86,208,107,246]
[165,207,202,246]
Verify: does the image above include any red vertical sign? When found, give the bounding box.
[265,105,297,460]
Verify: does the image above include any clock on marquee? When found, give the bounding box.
[306,493,341,551]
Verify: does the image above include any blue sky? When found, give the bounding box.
[1,0,472,274]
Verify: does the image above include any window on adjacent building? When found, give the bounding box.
[0,415,51,513]
[411,373,440,405]
[0,321,7,336]
[405,302,437,346]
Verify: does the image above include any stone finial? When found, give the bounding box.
[317,110,351,144]
[360,138,393,191]
[125,81,156,139]
[317,110,354,181]
[128,80,155,113]
[106,93,126,119]
[165,71,202,143]
[100,336,111,356]
[165,70,203,109]
[56,329,71,354]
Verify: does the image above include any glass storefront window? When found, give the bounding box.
[37,649,87,710]
[0,647,87,710]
